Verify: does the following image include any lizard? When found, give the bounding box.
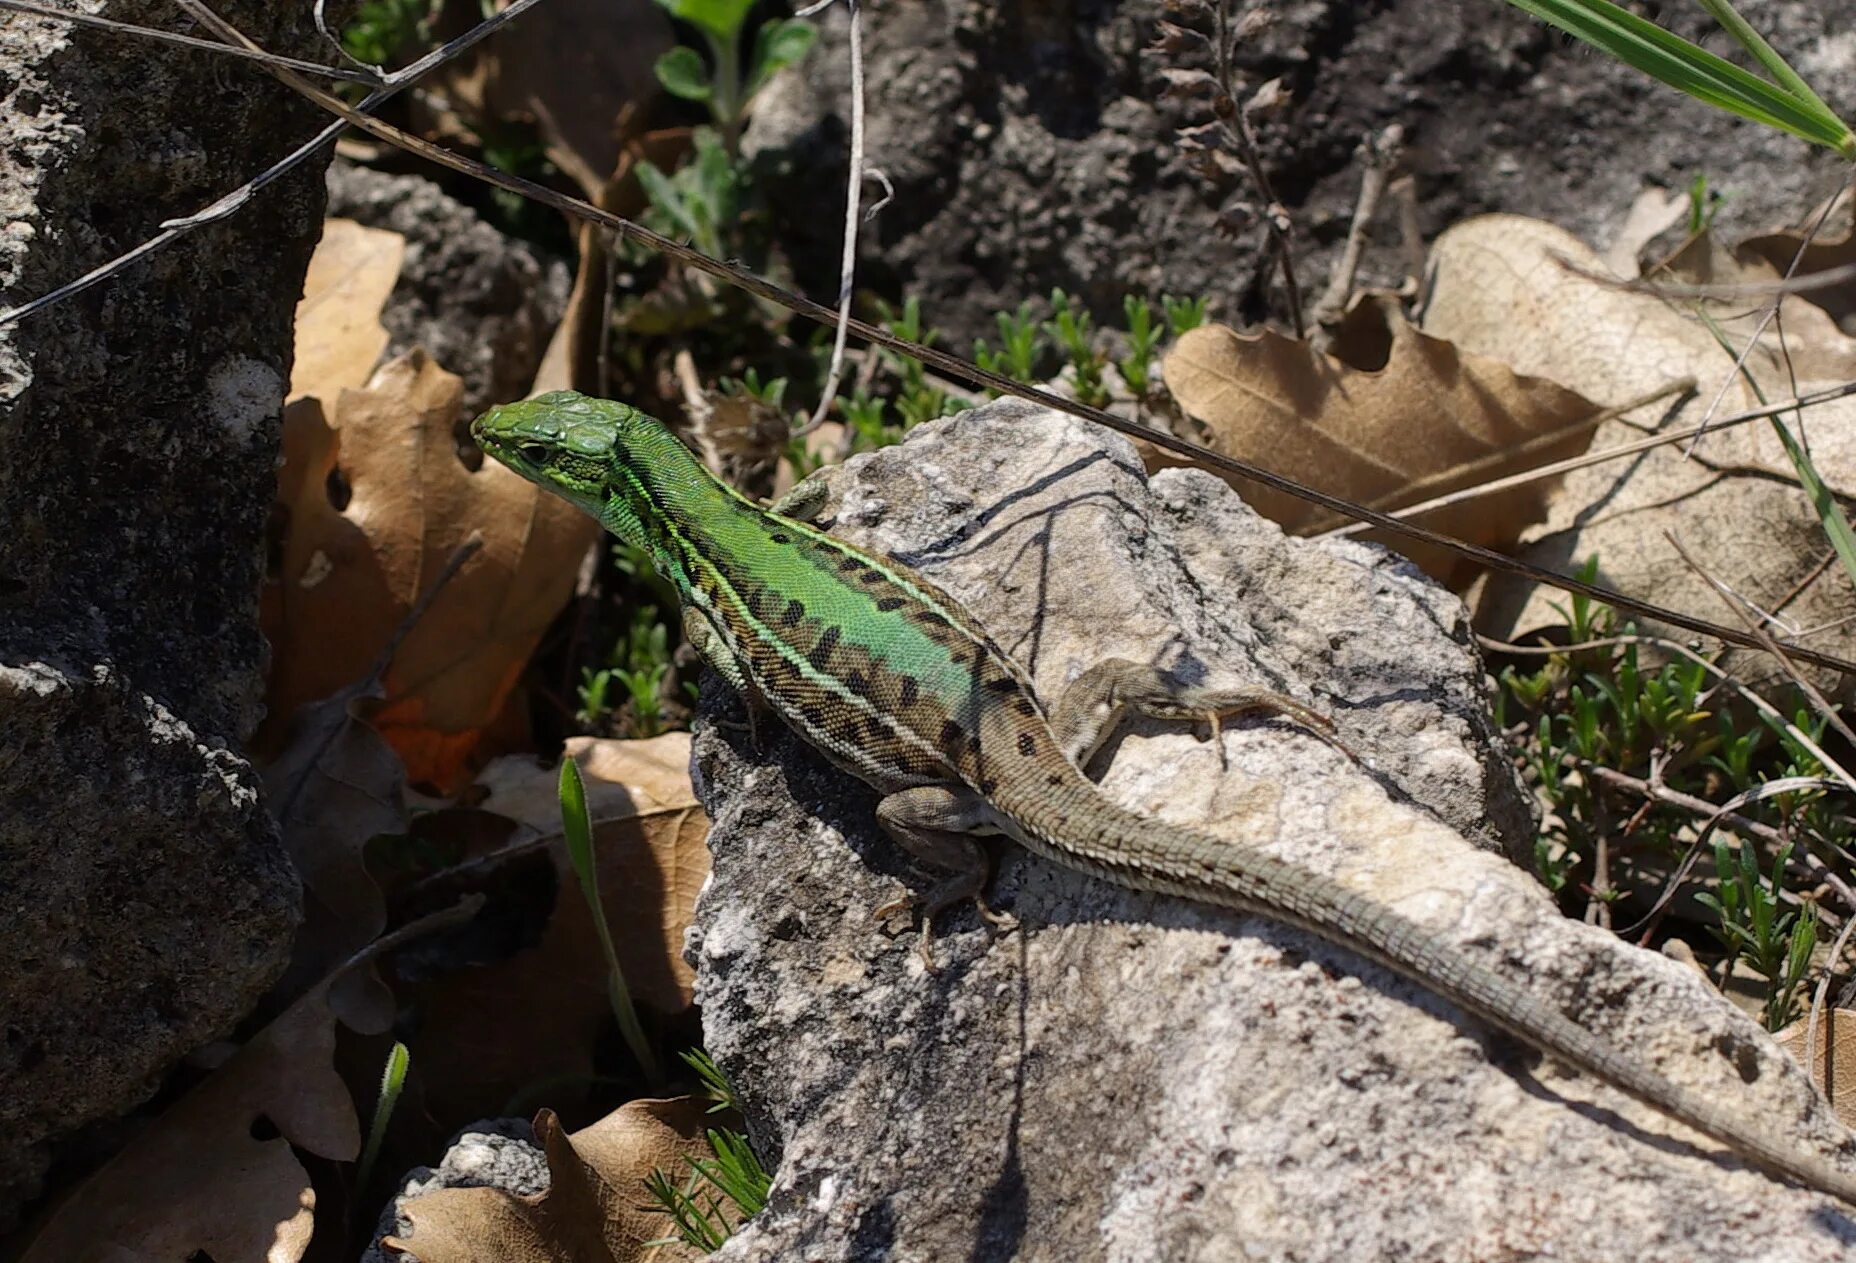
[471,389,1856,1207]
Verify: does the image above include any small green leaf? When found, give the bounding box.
[746,19,817,97]
[656,0,755,41]
[655,45,715,101]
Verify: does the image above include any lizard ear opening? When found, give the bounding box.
[518,443,551,465]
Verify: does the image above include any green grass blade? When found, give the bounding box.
[1693,0,1842,126]
[1506,0,1855,155]
[560,756,663,1088]
[357,1041,410,1195]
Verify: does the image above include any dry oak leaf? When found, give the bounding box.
[1778,1009,1856,1130]
[407,735,709,1123]
[1421,214,1856,688]
[1160,295,1601,583]
[261,349,599,789]
[17,965,367,1263]
[383,1100,713,1263]
[289,217,406,401]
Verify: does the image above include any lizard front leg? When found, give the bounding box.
[683,606,768,744]
[1048,657,1345,770]
[870,785,1019,969]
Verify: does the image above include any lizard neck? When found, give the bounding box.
[597,434,769,602]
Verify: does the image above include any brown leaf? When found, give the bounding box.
[261,681,404,1027]
[1777,1008,1856,1129]
[1738,192,1856,328]
[1422,214,1856,684]
[1159,296,1602,581]
[17,969,360,1263]
[289,218,406,401]
[384,1101,713,1263]
[408,736,709,1121]
[261,350,600,790]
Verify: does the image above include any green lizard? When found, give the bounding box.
[472,389,1856,1206]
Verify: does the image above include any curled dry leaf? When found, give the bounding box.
[1739,192,1856,328]
[408,735,709,1122]
[1423,214,1856,688]
[16,963,371,1263]
[1777,1008,1856,1129]
[1160,296,1602,582]
[288,217,405,401]
[383,1100,714,1263]
[262,350,599,790]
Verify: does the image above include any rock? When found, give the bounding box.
[688,401,1856,1261]
[362,1119,547,1263]
[326,162,570,416]
[746,0,1856,348]
[0,0,319,1226]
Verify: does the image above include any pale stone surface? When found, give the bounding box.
[689,401,1856,1261]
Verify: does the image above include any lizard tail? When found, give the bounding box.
[997,776,1856,1207]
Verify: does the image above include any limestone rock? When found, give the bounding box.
[689,402,1856,1261]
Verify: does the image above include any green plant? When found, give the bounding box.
[645,1052,772,1249]
[973,300,1045,391]
[1118,294,1162,397]
[1685,173,1725,235]
[356,1041,410,1193]
[1497,554,1854,1032]
[1044,288,1108,407]
[578,603,674,735]
[719,368,790,409]
[1504,0,1854,157]
[635,127,742,263]
[652,0,816,153]
[1695,839,1820,1030]
[680,1047,741,1113]
[1163,293,1209,337]
[559,757,662,1087]
[340,0,432,67]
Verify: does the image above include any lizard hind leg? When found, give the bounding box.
[1048,656,1340,771]
[870,784,1019,969]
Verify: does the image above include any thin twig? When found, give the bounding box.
[0,0,552,328]
[1213,2,1302,336]
[0,0,379,81]
[1665,530,1856,760]
[1683,178,1850,452]
[798,0,867,436]
[1310,124,1402,334]
[44,3,1856,677]
[1578,762,1856,925]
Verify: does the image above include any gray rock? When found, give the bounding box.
[325,162,570,416]
[362,1119,547,1263]
[0,0,318,1226]
[746,0,1856,349]
[689,402,1856,1261]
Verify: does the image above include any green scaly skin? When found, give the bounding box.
[473,390,1856,1207]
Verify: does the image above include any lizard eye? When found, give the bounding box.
[518,443,551,465]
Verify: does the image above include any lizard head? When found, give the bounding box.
[471,391,697,552]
